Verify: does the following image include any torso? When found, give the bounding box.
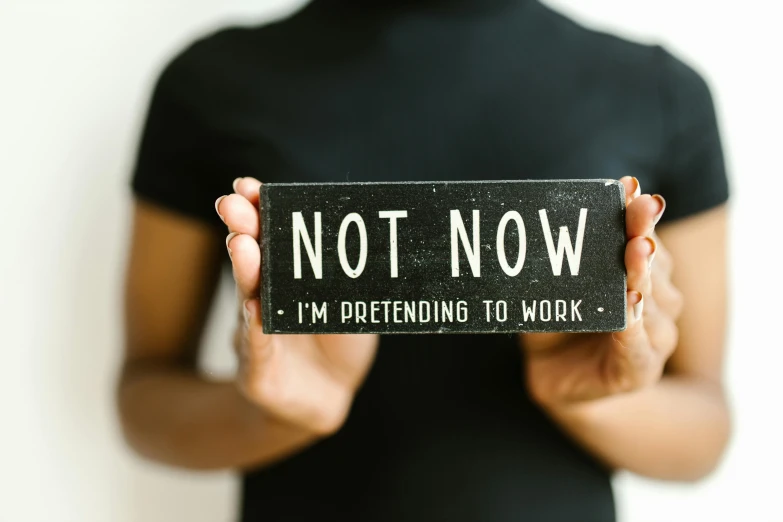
[168,2,673,519]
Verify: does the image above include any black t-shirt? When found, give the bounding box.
[131,1,729,520]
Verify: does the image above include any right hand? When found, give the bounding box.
[216,178,379,435]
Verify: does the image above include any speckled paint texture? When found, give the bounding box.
[261,180,626,334]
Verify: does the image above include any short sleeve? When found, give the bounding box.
[130,41,227,226]
[654,47,730,224]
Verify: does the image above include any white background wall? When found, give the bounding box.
[1,1,780,521]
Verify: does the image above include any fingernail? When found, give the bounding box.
[652,195,666,225]
[632,293,644,321]
[631,177,641,198]
[645,236,657,270]
[226,232,239,259]
[232,177,243,192]
[215,195,227,223]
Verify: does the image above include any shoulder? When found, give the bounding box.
[535,3,712,100]
[151,27,257,106]
[150,9,310,109]
[131,20,303,223]
[534,5,658,66]
[154,27,244,92]
[144,27,246,124]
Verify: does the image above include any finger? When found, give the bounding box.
[649,233,673,277]
[607,291,656,389]
[233,177,262,206]
[619,176,641,207]
[227,233,261,299]
[647,236,681,319]
[650,267,684,321]
[244,299,274,364]
[236,299,275,403]
[217,193,260,238]
[641,297,679,360]
[625,235,655,295]
[626,194,666,239]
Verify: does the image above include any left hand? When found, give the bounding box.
[521,177,684,410]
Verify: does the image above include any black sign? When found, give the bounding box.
[260,180,626,334]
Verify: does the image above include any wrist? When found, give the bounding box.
[235,379,352,438]
[534,392,618,435]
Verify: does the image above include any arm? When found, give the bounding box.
[118,200,320,470]
[119,177,377,470]
[523,176,731,481]
[118,368,319,471]
[551,205,730,481]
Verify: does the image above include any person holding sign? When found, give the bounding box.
[119,0,730,520]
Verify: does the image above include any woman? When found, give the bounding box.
[118,0,731,520]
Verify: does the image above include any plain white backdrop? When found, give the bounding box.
[1,1,780,521]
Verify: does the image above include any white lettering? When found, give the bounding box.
[571,300,582,321]
[451,209,481,277]
[378,210,408,278]
[484,300,493,322]
[540,300,552,322]
[496,211,526,276]
[312,302,327,323]
[539,208,588,276]
[405,301,416,322]
[341,302,352,323]
[441,301,453,322]
[556,300,567,321]
[496,300,507,322]
[456,301,468,322]
[338,213,368,278]
[522,301,536,321]
[355,302,367,323]
[292,212,322,279]
[393,301,403,323]
[418,301,431,322]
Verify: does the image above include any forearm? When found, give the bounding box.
[117,366,320,471]
[547,374,731,481]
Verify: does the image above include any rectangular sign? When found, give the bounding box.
[260,180,626,334]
